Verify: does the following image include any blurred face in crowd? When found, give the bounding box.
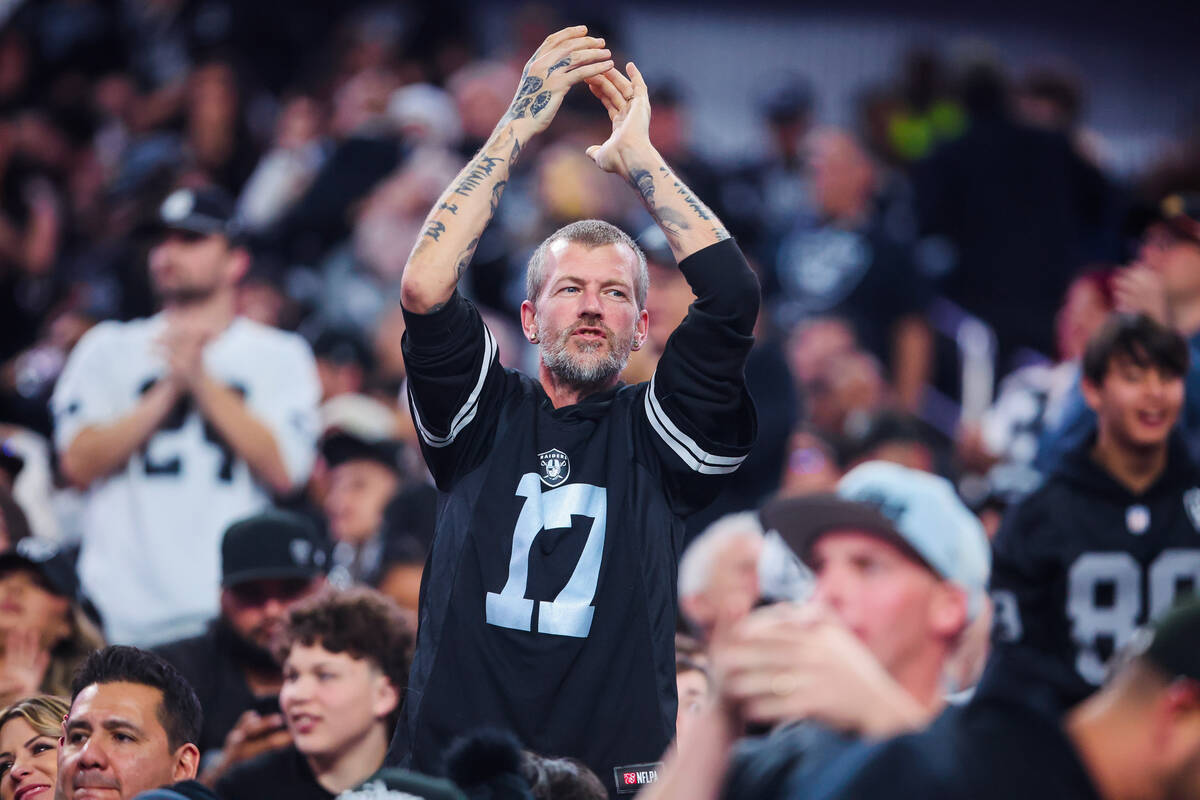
[0,568,69,647]
[1083,355,1184,452]
[522,241,648,391]
[59,682,197,800]
[809,130,875,221]
[1056,276,1112,362]
[1141,223,1200,304]
[644,260,693,355]
[148,231,246,306]
[324,460,399,546]
[221,578,324,660]
[0,716,58,800]
[809,531,963,681]
[280,643,398,762]
[681,530,763,635]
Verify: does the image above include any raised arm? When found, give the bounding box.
[585,64,729,262]
[399,26,614,314]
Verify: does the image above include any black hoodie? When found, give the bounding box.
[978,433,1200,715]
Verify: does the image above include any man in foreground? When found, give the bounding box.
[390,26,758,795]
[56,645,202,799]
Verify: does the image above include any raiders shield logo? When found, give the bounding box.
[538,448,570,487]
[1184,488,1200,531]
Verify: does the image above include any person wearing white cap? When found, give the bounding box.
[642,460,990,800]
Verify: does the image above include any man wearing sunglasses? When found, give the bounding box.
[50,186,321,647]
[154,509,328,788]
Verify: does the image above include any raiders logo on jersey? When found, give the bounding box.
[539,448,570,487]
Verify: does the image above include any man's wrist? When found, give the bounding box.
[617,141,662,182]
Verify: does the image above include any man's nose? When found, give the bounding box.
[78,737,109,768]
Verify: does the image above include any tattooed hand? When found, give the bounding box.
[499,25,614,137]
[584,62,652,181]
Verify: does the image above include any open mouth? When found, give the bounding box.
[15,785,51,800]
[289,713,321,734]
[1136,409,1169,427]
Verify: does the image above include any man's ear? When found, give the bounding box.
[173,742,201,781]
[930,582,969,642]
[520,299,539,344]
[373,676,401,721]
[226,246,251,286]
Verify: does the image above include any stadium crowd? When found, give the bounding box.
[0,2,1199,799]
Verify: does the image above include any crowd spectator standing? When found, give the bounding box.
[390,26,758,795]
[50,187,320,646]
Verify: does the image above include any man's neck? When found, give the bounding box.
[1090,432,1168,495]
[537,364,619,409]
[163,291,237,332]
[1066,698,1155,800]
[308,724,390,794]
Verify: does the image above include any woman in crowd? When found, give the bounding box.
[0,694,70,800]
[216,586,413,799]
[0,543,105,705]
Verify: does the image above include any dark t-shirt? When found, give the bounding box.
[215,746,333,800]
[804,700,1101,800]
[153,621,279,758]
[721,721,860,800]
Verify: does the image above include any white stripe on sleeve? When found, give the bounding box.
[643,373,747,474]
[410,324,498,449]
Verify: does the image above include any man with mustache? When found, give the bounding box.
[56,646,202,800]
[153,510,328,785]
[389,26,758,797]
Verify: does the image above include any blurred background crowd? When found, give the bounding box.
[0,0,1198,795]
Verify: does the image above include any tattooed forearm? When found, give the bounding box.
[455,237,480,279]
[423,220,446,241]
[453,155,504,197]
[629,168,656,204]
[662,166,715,222]
[490,181,507,214]
[438,202,458,215]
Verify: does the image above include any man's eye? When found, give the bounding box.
[113,733,134,743]
[68,732,87,745]
[562,286,579,294]
[608,289,626,298]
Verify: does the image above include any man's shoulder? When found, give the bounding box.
[69,317,154,359]
[219,745,311,793]
[152,625,225,676]
[226,318,313,358]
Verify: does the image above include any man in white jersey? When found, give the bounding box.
[51,187,320,646]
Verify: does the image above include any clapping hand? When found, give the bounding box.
[501,26,614,138]
[584,63,652,181]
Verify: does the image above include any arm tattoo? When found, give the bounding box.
[630,168,656,204]
[505,76,544,121]
[490,181,507,214]
[546,57,571,76]
[423,220,446,241]
[453,155,504,197]
[508,137,522,165]
[455,237,480,279]
[530,91,552,117]
[438,202,459,215]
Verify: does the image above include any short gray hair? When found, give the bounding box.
[525,219,649,309]
[677,512,765,600]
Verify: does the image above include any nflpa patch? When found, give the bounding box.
[614,763,663,794]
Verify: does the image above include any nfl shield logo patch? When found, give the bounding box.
[1184,488,1200,531]
[538,448,570,487]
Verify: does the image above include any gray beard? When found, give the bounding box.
[538,318,634,392]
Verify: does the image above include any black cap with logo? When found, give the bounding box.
[0,538,81,600]
[220,509,328,588]
[157,186,241,241]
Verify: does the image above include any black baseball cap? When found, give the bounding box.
[156,186,241,240]
[1137,598,1200,683]
[220,509,328,588]
[0,538,81,599]
[321,431,405,473]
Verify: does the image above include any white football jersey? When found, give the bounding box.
[51,315,320,646]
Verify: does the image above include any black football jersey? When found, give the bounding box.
[980,434,1200,713]
[389,240,758,793]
